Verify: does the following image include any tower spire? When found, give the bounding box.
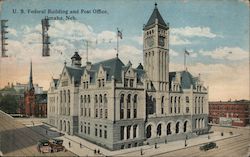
[28,60,34,90]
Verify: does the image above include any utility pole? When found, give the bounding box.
[41,18,50,56]
[1,20,8,57]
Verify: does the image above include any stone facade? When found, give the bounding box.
[47,4,209,150]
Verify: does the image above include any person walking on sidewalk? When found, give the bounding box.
[80,142,82,148]
[68,141,71,148]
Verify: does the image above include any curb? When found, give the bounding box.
[151,134,241,157]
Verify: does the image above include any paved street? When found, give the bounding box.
[156,125,250,157]
[0,111,76,156]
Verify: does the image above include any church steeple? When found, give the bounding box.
[28,61,34,91]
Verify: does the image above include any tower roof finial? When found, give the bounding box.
[155,2,157,8]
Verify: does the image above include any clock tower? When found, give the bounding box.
[143,3,169,92]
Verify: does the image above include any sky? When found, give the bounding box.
[0,0,249,101]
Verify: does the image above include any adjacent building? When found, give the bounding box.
[48,3,209,150]
[24,61,47,117]
[209,100,250,127]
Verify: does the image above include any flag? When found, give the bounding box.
[117,30,122,39]
[185,50,190,55]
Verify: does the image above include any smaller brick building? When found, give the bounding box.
[24,61,47,117]
[209,100,250,127]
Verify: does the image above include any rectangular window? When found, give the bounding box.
[127,109,131,119]
[100,109,103,118]
[95,128,98,136]
[104,130,107,139]
[120,126,124,140]
[84,126,86,134]
[84,108,87,117]
[134,109,137,118]
[120,109,124,119]
[127,126,131,139]
[95,109,98,118]
[130,79,134,87]
[105,109,108,119]
[89,108,91,117]
[88,126,90,134]
[99,129,102,137]
[124,79,129,87]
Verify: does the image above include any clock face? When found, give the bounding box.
[147,37,154,47]
[159,36,165,47]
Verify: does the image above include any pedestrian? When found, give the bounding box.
[154,143,157,149]
[68,141,71,148]
[97,149,100,154]
[80,142,82,148]
[94,149,96,154]
[140,148,143,155]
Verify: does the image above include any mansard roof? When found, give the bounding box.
[169,71,197,90]
[145,3,167,28]
[65,66,84,85]
[90,57,125,82]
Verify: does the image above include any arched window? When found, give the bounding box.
[84,95,86,103]
[88,95,90,103]
[104,94,107,104]
[95,95,98,103]
[176,122,180,134]
[174,96,177,113]
[133,125,137,138]
[184,121,188,133]
[120,94,124,119]
[64,90,66,103]
[68,90,70,103]
[80,95,83,103]
[60,91,62,103]
[157,124,162,136]
[133,95,137,118]
[161,96,164,114]
[99,94,102,103]
[80,122,83,132]
[167,123,171,135]
[127,94,131,118]
[146,125,152,138]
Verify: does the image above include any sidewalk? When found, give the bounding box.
[54,128,240,156]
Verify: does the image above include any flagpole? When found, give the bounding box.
[116,28,119,57]
[184,49,186,71]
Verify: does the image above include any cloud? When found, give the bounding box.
[131,35,143,45]
[170,35,191,45]
[172,26,220,38]
[170,61,249,101]
[8,28,18,36]
[169,49,179,56]
[201,47,249,61]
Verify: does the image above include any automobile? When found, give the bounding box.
[50,139,65,152]
[37,139,65,153]
[37,139,52,153]
[200,142,218,151]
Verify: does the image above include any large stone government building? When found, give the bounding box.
[48,4,209,150]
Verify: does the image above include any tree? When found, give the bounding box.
[0,94,18,113]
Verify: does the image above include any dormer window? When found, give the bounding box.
[130,79,134,87]
[186,96,189,103]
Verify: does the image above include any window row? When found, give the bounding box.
[120,125,138,140]
[120,94,138,119]
[60,90,70,103]
[80,94,108,104]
